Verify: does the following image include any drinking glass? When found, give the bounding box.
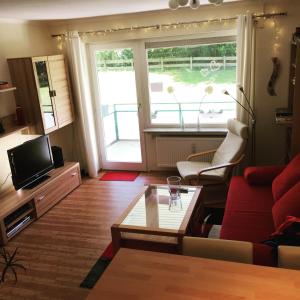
[167,176,181,200]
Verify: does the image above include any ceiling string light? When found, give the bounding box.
[168,0,223,10]
[51,12,287,41]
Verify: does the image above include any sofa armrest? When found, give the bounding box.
[244,165,285,185]
[278,245,300,270]
[182,236,253,264]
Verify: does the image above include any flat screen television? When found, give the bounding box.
[7,135,54,190]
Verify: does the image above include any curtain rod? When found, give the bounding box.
[51,11,287,38]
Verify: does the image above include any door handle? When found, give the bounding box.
[138,103,142,112]
[37,195,45,202]
[49,90,56,97]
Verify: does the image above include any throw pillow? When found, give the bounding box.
[264,216,300,249]
[244,165,285,185]
[272,153,300,202]
[272,180,300,228]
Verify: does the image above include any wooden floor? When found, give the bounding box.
[0,172,172,300]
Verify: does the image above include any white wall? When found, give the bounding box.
[0,19,56,117]
[0,19,74,194]
[47,0,300,168]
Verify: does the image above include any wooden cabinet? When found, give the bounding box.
[0,162,81,245]
[34,166,80,218]
[7,55,74,134]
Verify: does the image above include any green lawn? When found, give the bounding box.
[151,68,236,85]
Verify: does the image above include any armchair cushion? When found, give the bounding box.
[244,165,285,185]
[272,153,300,202]
[183,236,253,264]
[177,119,247,183]
[176,161,225,182]
[278,245,300,270]
[272,181,300,228]
[227,118,248,139]
[220,176,274,243]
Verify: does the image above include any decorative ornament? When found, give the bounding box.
[210,60,221,72]
[200,68,209,77]
[168,0,179,10]
[267,57,280,96]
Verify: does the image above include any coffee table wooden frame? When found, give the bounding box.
[111,184,203,254]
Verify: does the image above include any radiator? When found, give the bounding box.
[156,136,223,167]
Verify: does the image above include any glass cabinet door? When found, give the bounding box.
[34,61,57,131]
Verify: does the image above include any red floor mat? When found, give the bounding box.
[99,171,139,181]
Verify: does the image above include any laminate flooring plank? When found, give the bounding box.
[0,171,172,300]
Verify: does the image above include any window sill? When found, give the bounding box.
[143,127,227,136]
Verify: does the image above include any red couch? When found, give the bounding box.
[220,154,300,266]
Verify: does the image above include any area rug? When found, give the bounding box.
[99,171,140,181]
[80,242,114,289]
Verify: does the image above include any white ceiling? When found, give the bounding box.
[0,0,241,21]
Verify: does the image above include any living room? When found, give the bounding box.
[0,0,300,299]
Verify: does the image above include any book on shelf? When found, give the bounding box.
[275,108,293,125]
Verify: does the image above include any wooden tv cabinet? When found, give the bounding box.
[0,162,81,245]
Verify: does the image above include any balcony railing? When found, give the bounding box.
[102,101,235,145]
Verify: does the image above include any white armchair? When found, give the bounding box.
[177,119,248,186]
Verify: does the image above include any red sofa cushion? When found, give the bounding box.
[272,180,300,228]
[244,166,285,185]
[272,153,300,202]
[220,176,275,243]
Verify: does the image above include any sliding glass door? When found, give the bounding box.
[90,43,146,170]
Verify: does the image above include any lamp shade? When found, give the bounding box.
[178,0,189,5]
[189,0,200,9]
[208,0,223,5]
[169,0,179,10]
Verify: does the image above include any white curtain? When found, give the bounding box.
[236,14,255,124]
[236,14,256,165]
[66,31,100,177]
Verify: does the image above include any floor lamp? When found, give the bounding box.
[223,87,256,164]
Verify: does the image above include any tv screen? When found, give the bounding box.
[7,136,54,190]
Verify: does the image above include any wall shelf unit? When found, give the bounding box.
[289,33,300,158]
[0,114,28,139]
[0,125,29,139]
[280,30,300,161]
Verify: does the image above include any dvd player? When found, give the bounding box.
[6,215,32,238]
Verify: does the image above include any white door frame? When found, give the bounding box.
[88,42,147,171]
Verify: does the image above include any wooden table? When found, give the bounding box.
[111,185,203,254]
[86,248,300,300]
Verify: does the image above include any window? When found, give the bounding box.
[146,39,237,127]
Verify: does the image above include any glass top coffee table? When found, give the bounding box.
[111,184,203,254]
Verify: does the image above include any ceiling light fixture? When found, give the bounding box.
[168,0,224,10]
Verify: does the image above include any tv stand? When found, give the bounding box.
[23,175,51,189]
[0,162,81,245]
